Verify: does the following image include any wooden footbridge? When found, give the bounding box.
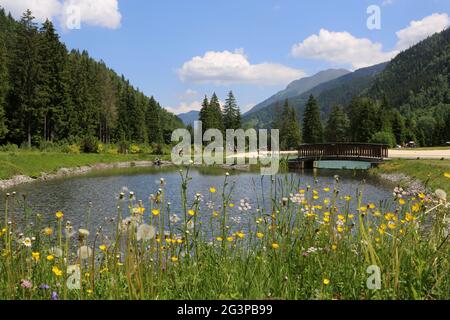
[288,143,389,169]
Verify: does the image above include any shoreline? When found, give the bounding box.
[0,160,171,190]
[0,160,254,190]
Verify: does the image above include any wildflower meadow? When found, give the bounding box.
[0,168,449,300]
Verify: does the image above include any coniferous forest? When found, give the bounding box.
[0,9,183,152]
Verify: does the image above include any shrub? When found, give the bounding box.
[80,136,99,153]
[0,143,19,153]
[67,144,81,154]
[97,143,105,154]
[370,131,396,148]
[129,144,141,154]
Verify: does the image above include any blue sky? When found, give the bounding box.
[1,0,449,114]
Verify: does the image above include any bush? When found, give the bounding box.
[80,136,99,153]
[97,143,105,154]
[370,131,396,148]
[66,144,81,154]
[0,143,19,153]
[129,144,141,154]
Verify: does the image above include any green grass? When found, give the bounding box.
[0,169,448,300]
[374,159,450,194]
[0,151,169,180]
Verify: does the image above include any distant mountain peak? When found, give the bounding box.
[245,68,350,115]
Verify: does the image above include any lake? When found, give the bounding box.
[1,166,394,235]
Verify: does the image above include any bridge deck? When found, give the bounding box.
[297,143,389,161]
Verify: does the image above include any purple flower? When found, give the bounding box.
[20,279,33,289]
[51,291,58,300]
[40,284,50,290]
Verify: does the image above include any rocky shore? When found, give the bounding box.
[0,160,251,190]
[0,160,172,190]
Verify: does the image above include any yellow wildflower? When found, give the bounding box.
[229,203,235,208]
[337,226,344,233]
[227,237,234,242]
[188,210,196,216]
[412,203,420,213]
[46,255,54,262]
[52,266,63,277]
[323,187,331,192]
[331,244,337,251]
[444,172,450,179]
[236,232,245,239]
[171,256,178,263]
[210,187,217,193]
[32,252,40,262]
[216,237,223,242]
[152,209,160,216]
[44,227,53,236]
[256,232,264,239]
[369,203,376,209]
[55,211,64,220]
[323,278,330,285]
[99,245,107,252]
[272,243,280,250]
[399,198,406,205]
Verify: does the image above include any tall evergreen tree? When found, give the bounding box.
[7,10,41,147]
[0,30,9,140]
[223,91,241,129]
[37,19,70,142]
[302,95,323,143]
[208,93,224,132]
[198,95,210,133]
[325,105,350,142]
[146,96,163,144]
[347,97,380,143]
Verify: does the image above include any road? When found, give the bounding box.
[388,149,450,159]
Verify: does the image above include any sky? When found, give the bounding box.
[0,0,449,115]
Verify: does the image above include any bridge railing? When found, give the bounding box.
[298,143,389,160]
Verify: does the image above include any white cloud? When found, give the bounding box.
[291,29,396,69]
[395,13,449,51]
[60,0,121,29]
[167,101,202,115]
[0,0,121,29]
[178,89,198,100]
[291,13,450,69]
[178,49,306,86]
[0,0,62,22]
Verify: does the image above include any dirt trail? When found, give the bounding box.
[388,149,450,159]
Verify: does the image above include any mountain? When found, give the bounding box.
[245,69,350,115]
[243,63,387,128]
[369,27,450,109]
[178,110,200,126]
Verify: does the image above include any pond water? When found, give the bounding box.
[1,166,394,234]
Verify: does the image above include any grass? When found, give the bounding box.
[0,151,169,180]
[374,159,450,194]
[0,167,449,300]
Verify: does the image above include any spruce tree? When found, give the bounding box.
[198,95,210,133]
[302,95,323,143]
[208,92,224,132]
[223,91,241,129]
[146,96,163,144]
[325,105,350,142]
[8,10,41,147]
[0,31,9,140]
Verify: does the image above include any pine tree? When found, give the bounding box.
[37,19,69,142]
[278,99,301,150]
[347,97,380,143]
[8,10,41,147]
[199,95,210,133]
[208,93,224,132]
[223,91,241,129]
[391,109,406,145]
[325,105,350,142]
[302,95,323,143]
[146,96,163,144]
[0,31,9,140]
